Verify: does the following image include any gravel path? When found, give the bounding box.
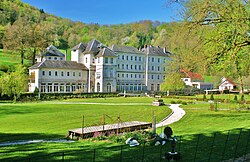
[156,104,186,128]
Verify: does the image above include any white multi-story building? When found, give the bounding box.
[28,39,171,93]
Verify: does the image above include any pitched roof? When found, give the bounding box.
[40,45,65,57]
[29,60,88,70]
[84,39,102,54]
[180,69,204,81]
[71,42,87,51]
[141,45,171,57]
[220,77,237,86]
[110,44,144,54]
[96,47,117,57]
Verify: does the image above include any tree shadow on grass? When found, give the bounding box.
[0,128,250,161]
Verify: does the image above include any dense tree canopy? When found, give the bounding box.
[166,0,250,93]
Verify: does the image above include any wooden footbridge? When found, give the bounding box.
[68,121,152,139]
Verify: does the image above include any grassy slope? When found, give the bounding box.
[0,49,30,67]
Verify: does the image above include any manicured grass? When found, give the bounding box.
[0,97,171,142]
[168,102,250,135]
[0,97,250,161]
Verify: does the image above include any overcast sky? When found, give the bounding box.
[22,0,181,24]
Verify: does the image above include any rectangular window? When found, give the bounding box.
[126,74,129,78]
[73,72,75,76]
[158,66,160,71]
[48,83,52,92]
[139,65,141,70]
[55,71,58,76]
[131,56,133,60]
[66,83,71,92]
[60,84,64,92]
[151,75,154,79]
[158,75,160,79]
[122,64,124,69]
[135,65,137,70]
[135,74,137,78]
[126,56,129,60]
[49,71,51,76]
[105,58,109,63]
[92,58,95,63]
[126,64,129,69]
[77,83,82,90]
[151,84,154,91]
[72,84,76,92]
[110,58,113,64]
[61,72,64,76]
[54,83,58,92]
[98,57,100,63]
[79,72,81,77]
[158,58,160,63]
[131,74,133,78]
[122,74,124,78]
[135,56,137,61]
[67,72,70,76]
[139,57,141,61]
[152,66,154,70]
[118,64,120,69]
[41,83,46,92]
[152,58,154,62]
[42,71,45,76]
[157,84,160,91]
[131,65,133,69]
[122,55,124,60]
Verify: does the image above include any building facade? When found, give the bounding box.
[29,39,171,93]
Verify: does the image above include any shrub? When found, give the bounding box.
[210,94,214,100]
[203,94,206,101]
[234,95,238,102]
[170,100,176,104]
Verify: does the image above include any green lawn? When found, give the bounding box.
[0,97,250,161]
[0,97,171,142]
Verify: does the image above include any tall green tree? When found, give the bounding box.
[3,16,31,65]
[0,65,27,102]
[168,0,250,93]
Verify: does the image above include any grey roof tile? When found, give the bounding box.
[29,60,88,70]
[110,44,144,54]
[71,42,87,51]
[40,45,65,57]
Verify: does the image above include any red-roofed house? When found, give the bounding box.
[219,77,237,91]
[180,70,213,90]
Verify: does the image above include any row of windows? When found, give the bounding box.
[118,64,143,70]
[148,57,165,63]
[42,71,82,77]
[118,55,143,62]
[117,64,166,71]
[116,83,160,91]
[40,83,85,93]
[47,56,64,61]
[117,73,165,80]
[118,55,166,63]
[86,57,115,64]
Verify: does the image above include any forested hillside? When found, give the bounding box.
[0,0,176,64]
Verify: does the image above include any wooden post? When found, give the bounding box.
[152,111,156,134]
[103,114,105,131]
[82,114,84,138]
[117,113,120,135]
